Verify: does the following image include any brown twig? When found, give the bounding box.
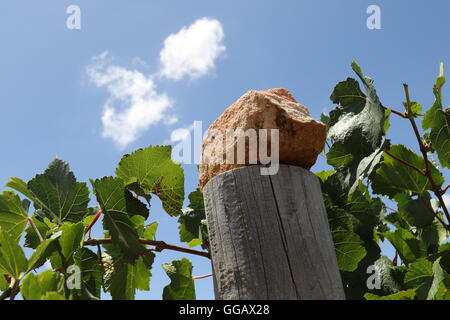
[0,287,12,300]
[85,209,102,239]
[193,273,214,280]
[384,150,426,176]
[403,83,450,223]
[83,238,210,259]
[3,278,19,301]
[443,184,450,194]
[392,251,398,266]
[382,106,408,119]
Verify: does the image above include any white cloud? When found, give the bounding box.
[86,17,225,148]
[159,18,226,81]
[86,52,175,149]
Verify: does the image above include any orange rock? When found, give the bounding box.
[199,88,326,189]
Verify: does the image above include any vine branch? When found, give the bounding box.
[384,150,426,176]
[443,184,450,194]
[403,83,450,223]
[85,209,102,239]
[382,106,408,119]
[193,273,214,280]
[83,238,210,259]
[0,287,12,300]
[1,278,19,301]
[27,217,44,243]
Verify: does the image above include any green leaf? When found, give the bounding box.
[91,177,147,263]
[133,256,152,291]
[346,183,384,242]
[326,143,354,167]
[316,170,335,183]
[327,205,366,272]
[333,230,367,272]
[178,189,206,244]
[404,258,445,300]
[331,139,389,195]
[411,102,422,117]
[364,289,416,300]
[162,258,196,300]
[131,215,147,238]
[103,246,155,300]
[419,217,449,255]
[422,65,450,168]
[428,259,445,300]
[102,249,132,300]
[428,243,450,268]
[326,63,391,196]
[0,229,28,279]
[403,101,423,117]
[383,109,392,134]
[371,256,404,295]
[320,113,330,126]
[371,145,444,198]
[0,191,29,241]
[425,107,450,169]
[27,237,59,272]
[116,145,185,216]
[27,159,90,223]
[0,274,8,291]
[24,216,50,249]
[20,270,65,300]
[41,292,66,300]
[384,228,427,265]
[328,62,386,160]
[329,77,366,116]
[394,194,435,227]
[5,177,38,203]
[72,248,102,300]
[59,222,84,262]
[143,222,159,241]
[337,187,385,299]
[188,239,203,248]
[404,259,433,296]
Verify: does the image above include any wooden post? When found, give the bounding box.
[203,164,345,300]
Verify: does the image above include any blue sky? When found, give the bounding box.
[1,0,449,299]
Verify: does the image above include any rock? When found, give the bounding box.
[199,88,326,189]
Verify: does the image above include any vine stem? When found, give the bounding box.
[392,251,398,266]
[27,217,44,243]
[83,238,211,259]
[85,209,102,239]
[443,184,450,194]
[403,83,450,224]
[1,277,19,301]
[0,287,12,300]
[193,273,213,280]
[382,106,408,119]
[384,150,426,176]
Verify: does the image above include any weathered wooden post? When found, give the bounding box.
[200,88,345,300]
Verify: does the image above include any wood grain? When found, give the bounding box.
[203,164,345,300]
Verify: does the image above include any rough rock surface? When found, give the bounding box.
[199,88,326,189]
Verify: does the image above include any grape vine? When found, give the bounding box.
[0,62,449,300]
